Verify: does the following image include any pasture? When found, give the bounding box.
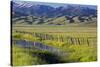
[12,24,97,66]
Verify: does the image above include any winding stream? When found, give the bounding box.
[13,40,62,55]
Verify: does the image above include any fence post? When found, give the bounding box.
[87,38,89,46]
[70,37,74,45]
[78,38,80,45]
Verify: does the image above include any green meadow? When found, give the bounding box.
[12,24,97,66]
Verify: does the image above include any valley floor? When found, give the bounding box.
[11,24,97,66]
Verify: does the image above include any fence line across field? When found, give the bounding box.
[14,30,97,46]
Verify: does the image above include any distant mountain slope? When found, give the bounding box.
[11,1,97,18]
[11,1,97,25]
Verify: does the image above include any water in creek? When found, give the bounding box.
[12,40,62,55]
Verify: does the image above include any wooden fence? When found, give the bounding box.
[14,31,97,46]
